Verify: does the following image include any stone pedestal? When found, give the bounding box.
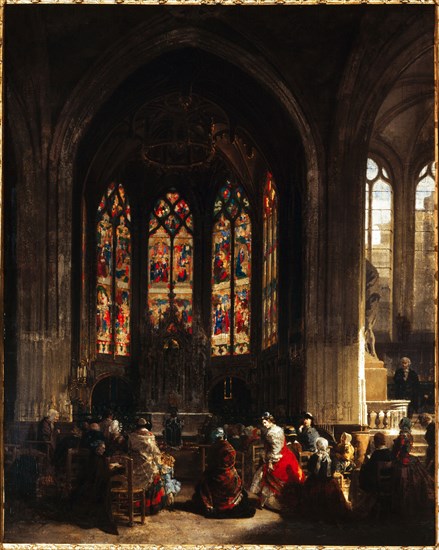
[365,354,387,401]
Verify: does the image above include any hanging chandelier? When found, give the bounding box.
[141,93,226,173]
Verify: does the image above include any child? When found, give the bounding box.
[160,453,181,510]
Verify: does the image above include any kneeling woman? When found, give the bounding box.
[250,412,305,511]
[193,427,255,518]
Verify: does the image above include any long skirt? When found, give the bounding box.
[391,458,435,519]
[141,475,166,515]
[302,477,351,522]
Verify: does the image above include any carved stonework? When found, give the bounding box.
[139,305,208,412]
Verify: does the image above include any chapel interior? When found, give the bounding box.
[1,4,437,545]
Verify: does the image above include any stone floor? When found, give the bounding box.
[3,446,437,547]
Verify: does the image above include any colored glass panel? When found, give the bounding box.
[173,226,193,332]
[234,286,250,354]
[212,215,231,285]
[211,292,231,356]
[115,288,130,356]
[148,293,171,326]
[164,213,181,234]
[149,226,171,285]
[262,174,278,349]
[96,183,131,357]
[147,190,193,331]
[185,213,193,231]
[175,199,190,219]
[211,180,251,356]
[167,192,180,204]
[173,227,193,286]
[155,199,170,219]
[226,197,239,218]
[115,217,131,356]
[97,284,112,354]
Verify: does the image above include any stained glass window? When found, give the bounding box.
[365,158,393,333]
[96,183,131,356]
[262,173,278,349]
[212,180,251,356]
[414,162,436,332]
[148,190,193,331]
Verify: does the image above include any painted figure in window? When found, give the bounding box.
[235,246,246,279]
[213,250,229,284]
[97,286,112,350]
[214,303,229,335]
[150,242,170,283]
[97,213,112,280]
[97,246,110,279]
[235,300,248,334]
[115,309,130,355]
[115,218,131,285]
[175,243,191,283]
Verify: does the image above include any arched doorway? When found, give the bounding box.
[208,377,252,424]
[91,376,134,418]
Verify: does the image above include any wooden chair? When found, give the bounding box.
[109,455,145,526]
[65,448,90,496]
[299,451,313,476]
[251,443,265,475]
[374,460,393,515]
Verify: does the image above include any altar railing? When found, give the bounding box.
[366,399,410,430]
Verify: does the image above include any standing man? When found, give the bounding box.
[394,357,420,418]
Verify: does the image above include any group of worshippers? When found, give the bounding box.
[194,412,351,521]
[196,410,435,523]
[29,404,435,531]
[353,415,435,519]
[31,409,182,535]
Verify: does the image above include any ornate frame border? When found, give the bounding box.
[0,2,437,550]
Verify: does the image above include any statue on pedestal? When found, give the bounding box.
[365,259,380,358]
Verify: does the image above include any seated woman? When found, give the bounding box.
[302,437,351,522]
[127,418,166,515]
[193,427,255,518]
[250,412,305,512]
[332,432,355,475]
[391,417,434,519]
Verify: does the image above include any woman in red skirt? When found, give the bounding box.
[250,412,305,511]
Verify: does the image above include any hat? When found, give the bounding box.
[303,412,313,420]
[137,417,147,427]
